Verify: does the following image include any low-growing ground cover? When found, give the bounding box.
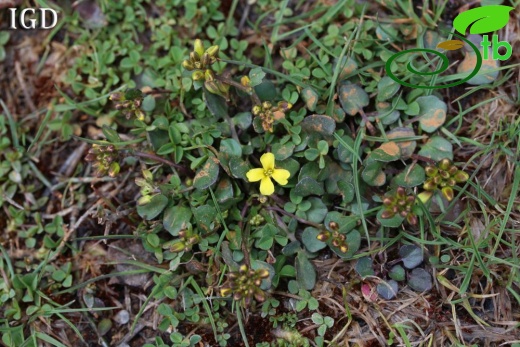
[0,0,519,346]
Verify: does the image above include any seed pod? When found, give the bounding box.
[339,245,348,253]
[329,221,339,231]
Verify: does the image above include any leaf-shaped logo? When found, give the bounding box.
[453,5,514,35]
[436,40,464,51]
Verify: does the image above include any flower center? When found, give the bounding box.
[264,169,274,177]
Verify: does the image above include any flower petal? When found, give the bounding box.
[246,168,265,182]
[259,177,275,195]
[271,168,290,185]
[260,153,275,170]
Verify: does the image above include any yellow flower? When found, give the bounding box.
[246,153,290,196]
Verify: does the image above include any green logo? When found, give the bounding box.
[385,5,514,89]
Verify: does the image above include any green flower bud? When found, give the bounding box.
[439,158,451,171]
[425,166,437,177]
[453,170,469,183]
[194,39,205,57]
[200,53,210,67]
[182,60,194,71]
[108,162,120,177]
[204,69,215,81]
[192,70,205,81]
[204,80,219,95]
[205,45,219,58]
[441,186,454,201]
[189,51,199,63]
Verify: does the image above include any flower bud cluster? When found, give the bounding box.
[252,101,292,132]
[220,265,269,307]
[109,89,145,121]
[423,158,469,201]
[317,222,348,253]
[168,227,201,253]
[85,144,120,177]
[182,39,229,98]
[381,187,417,225]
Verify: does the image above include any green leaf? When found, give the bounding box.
[453,5,514,35]
[377,280,398,300]
[355,257,375,278]
[339,83,369,116]
[294,177,324,197]
[163,205,192,236]
[307,197,328,223]
[220,138,242,157]
[272,142,295,161]
[418,136,453,161]
[389,265,406,281]
[302,227,327,253]
[393,165,425,187]
[377,77,400,101]
[193,157,220,190]
[295,252,316,290]
[301,114,336,136]
[301,87,319,111]
[371,142,401,162]
[282,240,302,256]
[193,205,217,233]
[204,88,228,119]
[408,268,433,292]
[137,194,168,220]
[254,80,277,101]
[101,125,121,143]
[399,244,423,269]
[362,160,386,187]
[249,67,266,87]
[229,157,250,179]
[386,127,417,159]
[141,95,156,112]
[416,96,447,133]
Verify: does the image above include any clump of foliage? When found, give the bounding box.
[3,0,518,345]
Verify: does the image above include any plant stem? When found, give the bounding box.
[215,75,261,105]
[132,151,185,170]
[266,206,322,229]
